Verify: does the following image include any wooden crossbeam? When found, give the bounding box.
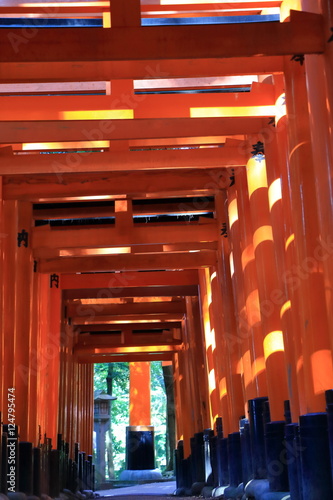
[0,1,281,15]
[3,169,229,201]
[60,270,199,289]
[33,202,216,220]
[75,322,182,331]
[0,88,275,122]
[74,343,184,355]
[39,250,217,273]
[72,312,184,324]
[66,300,186,317]
[0,13,323,65]
[76,352,174,363]
[76,333,181,346]
[0,116,264,144]
[0,56,284,83]
[64,285,198,300]
[35,242,218,260]
[32,221,218,253]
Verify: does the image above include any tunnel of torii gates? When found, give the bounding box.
[0,0,333,496]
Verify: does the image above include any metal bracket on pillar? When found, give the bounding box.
[50,273,59,288]
[221,222,228,238]
[34,260,38,272]
[328,28,333,42]
[17,229,28,247]
[229,168,235,187]
[290,54,304,65]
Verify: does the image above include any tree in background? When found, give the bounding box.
[94,361,175,476]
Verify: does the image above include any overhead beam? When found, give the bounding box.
[33,202,216,220]
[0,116,264,144]
[66,300,186,318]
[73,313,184,324]
[64,285,198,300]
[32,221,218,252]
[35,242,218,260]
[0,88,275,122]
[0,1,281,15]
[0,13,323,65]
[38,250,217,273]
[75,322,182,332]
[0,57,284,83]
[74,343,184,355]
[76,333,181,346]
[3,169,230,201]
[3,146,246,176]
[76,352,174,363]
[60,270,199,289]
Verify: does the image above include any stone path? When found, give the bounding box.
[96,481,176,497]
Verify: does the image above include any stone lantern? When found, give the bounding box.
[94,392,117,484]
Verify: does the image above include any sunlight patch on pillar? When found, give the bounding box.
[263,330,284,360]
[268,178,282,211]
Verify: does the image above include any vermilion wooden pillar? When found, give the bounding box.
[235,170,269,401]
[129,362,151,426]
[300,1,333,349]
[213,191,245,432]
[47,282,61,444]
[187,296,211,431]
[225,184,257,405]
[37,273,50,440]
[284,57,333,413]
[2,201,16,422]
[28,268,39,444]
[198,268,220,427]
[246,153,289,420]
[264,88,301,421]
[185,297,205,433]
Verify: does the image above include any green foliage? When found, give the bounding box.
[94,361,167,476]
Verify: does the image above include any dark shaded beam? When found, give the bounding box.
[0,12,323,64]
[0,116,264,144]
[39,250,217,273]
[0,57,284,83]
[2,147,245,176]
[64,285,198,300]
[75,322,181,332]
[61,270,199,290]
[66,299,186,317]
[3,169,229,201]
[77,352,174,363]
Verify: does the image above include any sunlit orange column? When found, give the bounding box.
[129,362,151,426]
[214,190,245,432]
[187,296,211,431]
[245,152,289,420]
[185,297,205,433]
[284,57,333,413]
[235,170,269,402]
[299,0,333,349]
[198,268,220,428]
[177,347,196,456]
[264,85,302,421]
[225,184,257,406]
